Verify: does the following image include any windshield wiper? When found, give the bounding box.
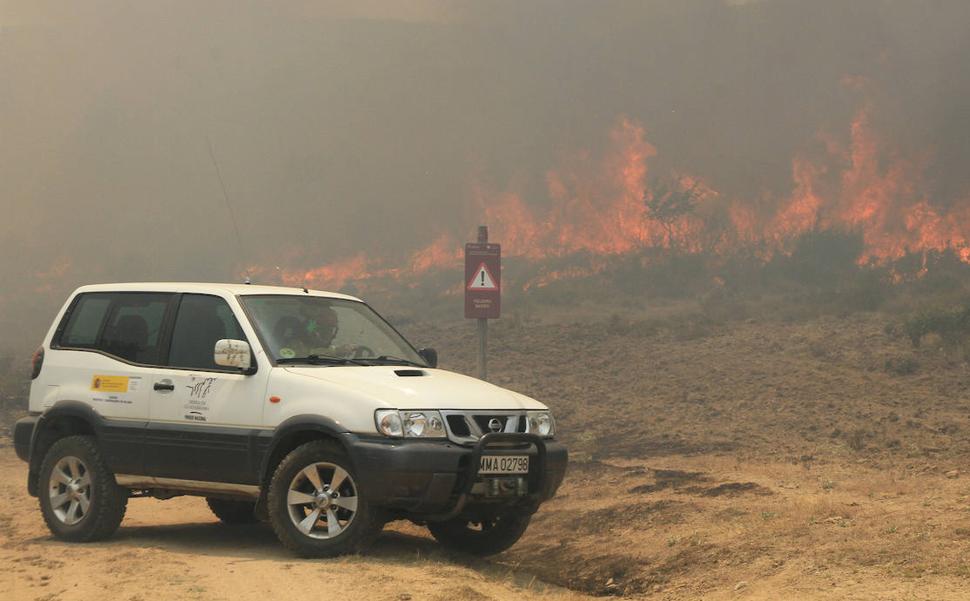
[277,354,366,366]
[363,355,426,367]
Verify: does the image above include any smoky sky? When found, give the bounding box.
[1,0,969,349]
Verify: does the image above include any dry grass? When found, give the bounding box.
[501,455,970,598]
[4,305,970,599]
[398,306,970,598]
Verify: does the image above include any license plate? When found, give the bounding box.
[479,455,529,475]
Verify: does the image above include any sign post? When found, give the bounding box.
[465,225,500,380]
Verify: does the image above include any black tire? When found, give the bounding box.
[267,439,383,557]
[38,435,128,542]
[206,498,259,524]
[428,512,531,556]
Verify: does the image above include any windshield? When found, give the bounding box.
[239,295,425,366]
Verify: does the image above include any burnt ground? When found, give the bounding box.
[3,305,970,599]
[408,307,970,469]
[400,306,970,598]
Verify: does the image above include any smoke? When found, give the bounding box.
[1,1,969,350]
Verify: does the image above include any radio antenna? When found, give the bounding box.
[206,135,250,284]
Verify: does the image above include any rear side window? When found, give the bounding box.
[60,295,112,348]
[167,294,246,370]
[99,294,171,364]
[57,292,172,365]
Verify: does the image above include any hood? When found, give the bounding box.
[281,366,546,411]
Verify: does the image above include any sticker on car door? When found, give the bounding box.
[91,375,130,392]
[91,375,142,405]
[182,375,218,421]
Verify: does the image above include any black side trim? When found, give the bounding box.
[142,423,262,484]
[29,401,105,466]
[13,416,37,462]
[37,402,147,473]
[25,401,148,496]
[256,414,352,485]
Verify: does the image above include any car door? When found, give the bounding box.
[50,291,175,476]
[145,293,269,484]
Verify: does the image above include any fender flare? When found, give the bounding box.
[257,414,354,486]
[27,401,106,495]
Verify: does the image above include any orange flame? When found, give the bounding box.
[256,93,970,292]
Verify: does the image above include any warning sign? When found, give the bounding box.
[467,262,498,291]
[465,242,500,319]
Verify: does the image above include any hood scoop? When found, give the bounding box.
[394,369,428,377]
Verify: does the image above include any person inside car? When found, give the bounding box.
[273,305,345,359]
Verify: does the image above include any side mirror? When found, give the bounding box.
[214,339,253,372]
[418,347,438,368]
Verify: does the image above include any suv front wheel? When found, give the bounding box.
[38,435,128,542]
[267,440,383,557]
[428,512,531,556]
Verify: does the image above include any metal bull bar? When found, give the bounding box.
[424,432,547,522]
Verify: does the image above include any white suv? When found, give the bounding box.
[13,283,567,557]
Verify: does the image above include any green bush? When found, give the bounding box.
[902,303,970,348]
[773,229,865,287]
[884,356,919,376]
[700,288,750,323]
[842,269,892,312]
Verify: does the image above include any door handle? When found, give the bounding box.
[153,381,175,392]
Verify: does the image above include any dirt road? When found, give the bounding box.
[0,448,589,601]
[4,445,969,601]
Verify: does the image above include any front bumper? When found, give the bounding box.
[12,416,36,463]
[345,432,567,517]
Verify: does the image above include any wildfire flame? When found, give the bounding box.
[253,87,970,292]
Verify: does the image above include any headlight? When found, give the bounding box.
[527,411,555,437]
[375,410,446,438]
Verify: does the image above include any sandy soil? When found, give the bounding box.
[4,447,968,601]
[0,450,588,601]
[4,310,970,599]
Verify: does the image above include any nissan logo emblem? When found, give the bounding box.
[487,418,503,433]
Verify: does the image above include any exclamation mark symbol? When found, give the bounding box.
[481,271,485,286]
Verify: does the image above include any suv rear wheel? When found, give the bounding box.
[38,435,128,542]
[428,512,531,556]
[267,440,383,557]
[206,498,259,524]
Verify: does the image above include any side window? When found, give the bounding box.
[167,294,246,371]
[98,294,171,364]
[59,294,112,348]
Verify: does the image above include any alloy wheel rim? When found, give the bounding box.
[48,456,92,526]
[286,461,359,539]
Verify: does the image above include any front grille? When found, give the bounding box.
[441,410,528,444]
[446,415,471,436]
[472,415,508,434]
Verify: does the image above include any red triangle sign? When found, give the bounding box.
[467,262,498,290]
